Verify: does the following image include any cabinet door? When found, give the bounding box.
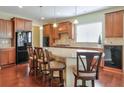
[6,20,13,38]
[0,20,2,38]
[67,22,72,39]
[24,20,32,31]
[16,18,24,31]
[0,51,9,65]
[113,11,123,37]
[105,13,113,37]
[43,24,51,36]
[0,20,7,37]
[58,22,68,33]
[53,27,59,39]
[9,49,15,64]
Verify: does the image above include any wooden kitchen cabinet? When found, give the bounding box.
[13,17,32,31]
[6,20,13,38]
[105,10,123,37]
[0,19,6,38]
[58,22,67,32]
[12,17,32,46]
[105,13,113,37]
[2,20,6,34]
[57,21,72,39]
[0,20,13,38]
[113,11,123,37]
[24,20,32,31]
[43,24,53,37]
[58,21,72,33]
[43,21,72,46]
[8,48,15,64]
[0,48,15,66]
[0,50,9,65]
[15,18,25,31]
[0,19,3,36]
[43,24,54,46]
[53,27,59,39]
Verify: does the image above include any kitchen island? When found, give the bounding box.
[45,47,103,87]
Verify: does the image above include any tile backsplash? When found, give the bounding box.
[54,33,103,48]
[0,39,11,48]
[55,34,73,45]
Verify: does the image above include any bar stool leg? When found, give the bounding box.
[74,76,77,87]
[49,71,53,87]
[91,80,95,87]
[82,80,86,87]
[59,70,64,87]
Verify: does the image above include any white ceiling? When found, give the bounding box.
[0,6,111,22]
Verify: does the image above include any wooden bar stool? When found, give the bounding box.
[72,51,102,87]
[34,47,46,78]
[44,49,66,87]
[27,46,35,74]
[34,47,53,81]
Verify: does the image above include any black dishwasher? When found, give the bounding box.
[104,45,122,69]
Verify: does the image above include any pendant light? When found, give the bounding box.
[73,6,79,24]
[40,6,43,30]
[53,6,58,28]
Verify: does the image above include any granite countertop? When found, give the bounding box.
[0,47,15,50]
[46,47,101,58]
[46,45,103,51]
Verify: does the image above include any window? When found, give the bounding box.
[76,22,102,43]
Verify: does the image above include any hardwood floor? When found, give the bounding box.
[0,63,124,87]
[97,69,124,87]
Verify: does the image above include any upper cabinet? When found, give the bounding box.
[43,24,54,46]
[53,27,59,39]
[15,18,25,31]
[24,20,32,31]
[43,24,53,37]
[0,19,13,38]
[12,17,32,31]
[43,21,73,46]
[58,22,68,33]
[57,21,72,38]
[11,17,32,46]
[43,21,72,39]
[0,19,6,38]
[105,10,123,38]
[6,20,13,38]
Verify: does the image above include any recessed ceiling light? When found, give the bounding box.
[41,17,45,20]
[18,6,23,8]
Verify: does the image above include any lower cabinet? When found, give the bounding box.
[8,49,15,64]
[0,51,9,65]
[0,48,15,66]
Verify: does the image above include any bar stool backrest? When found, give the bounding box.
[76,52,102,79]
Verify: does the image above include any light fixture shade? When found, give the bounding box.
[41,17,45,20]
[53,23,58,28]
[73,19,79,24]
[40,26,43,30]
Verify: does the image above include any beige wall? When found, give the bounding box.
[32,26,41,47]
